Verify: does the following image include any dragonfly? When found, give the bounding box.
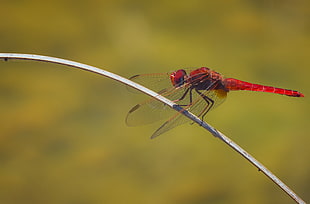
[126,67,304,139]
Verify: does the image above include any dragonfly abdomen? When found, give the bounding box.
[224,78,304,97]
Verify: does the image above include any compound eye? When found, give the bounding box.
[170,69,187,87]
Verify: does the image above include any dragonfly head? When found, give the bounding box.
[170,69,188,87]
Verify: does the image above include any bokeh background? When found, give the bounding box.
[0,0,309,203]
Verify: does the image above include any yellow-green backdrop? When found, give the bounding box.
[0,0,309,203]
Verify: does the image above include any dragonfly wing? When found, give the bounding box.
[151,111,189,139]
[126,84,190,126]
[127,73,172,94]
[126,98,174,126]
[150,89,227,139]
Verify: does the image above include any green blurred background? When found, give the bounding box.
[0,0,309,203]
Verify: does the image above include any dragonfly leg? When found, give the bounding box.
[195,89,214,122]
[172,87,193,107]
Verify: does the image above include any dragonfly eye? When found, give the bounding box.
[170,69,187,87]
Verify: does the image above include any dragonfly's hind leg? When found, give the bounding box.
[195,89,214,123]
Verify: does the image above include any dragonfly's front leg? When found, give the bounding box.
[172,88,193,107]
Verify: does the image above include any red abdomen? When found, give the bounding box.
[224,78,304,97]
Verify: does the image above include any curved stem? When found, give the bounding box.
[0,53,305,204]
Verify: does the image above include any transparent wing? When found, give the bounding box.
[126,83,190,126]
[126,72,178,125]
[150,88,227,138]
[127,73,172,94]
[126,98,174,126]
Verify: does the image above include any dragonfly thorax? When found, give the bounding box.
[188,67,226,91]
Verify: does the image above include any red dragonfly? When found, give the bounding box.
[126,67,304,139]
